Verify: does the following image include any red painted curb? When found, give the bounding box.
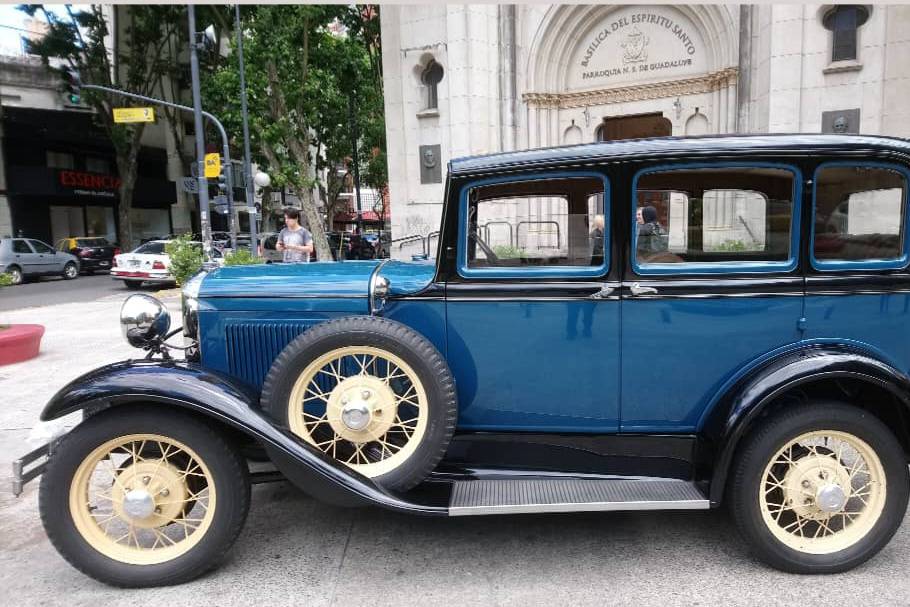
[0,324,45,365]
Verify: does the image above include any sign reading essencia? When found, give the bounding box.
[568,8,705,89]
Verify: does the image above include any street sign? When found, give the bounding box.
[113,107,155,123]
[179,177,199,194]
[204,153,221,178]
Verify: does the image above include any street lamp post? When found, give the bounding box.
[235,4,258,257]
[187,5,213,263]
[348,90,363,234]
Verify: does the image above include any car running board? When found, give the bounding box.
[448,478,709,516]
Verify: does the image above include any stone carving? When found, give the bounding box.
[418,144,442,184]
[523,67,738,109]
[621,26,650,64]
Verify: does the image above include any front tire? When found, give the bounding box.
[39,406,251,587]
[62,262,78,280]
[729,401,909,573]
[261,316,457,491]
[6,265,22,285]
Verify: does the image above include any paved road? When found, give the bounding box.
[0,272,168,311]
[2,299,910,605]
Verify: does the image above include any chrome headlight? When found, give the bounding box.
[120,294,171,348]
[181,271,204,340]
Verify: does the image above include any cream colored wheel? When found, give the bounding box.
[288,346,428,477]
[69,433,217,565]
[759,430,886,555]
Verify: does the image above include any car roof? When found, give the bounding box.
[447,133,910,176]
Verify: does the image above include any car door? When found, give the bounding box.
[444,170,620,432]
[10,239,40,275]
[619,162,805,432]
[28,239,60,273]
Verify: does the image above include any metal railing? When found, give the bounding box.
[516,220,561,250]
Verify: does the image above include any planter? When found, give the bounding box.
[0,324,45,365]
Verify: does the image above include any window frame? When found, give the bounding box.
[457,171,610,279]
[810,161,910,272]
[630,162,803,276]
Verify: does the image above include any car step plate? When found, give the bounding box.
[449,478,709,516]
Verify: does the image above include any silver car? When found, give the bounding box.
[0,237,80,285]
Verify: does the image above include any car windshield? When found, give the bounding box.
[133,242,166,255]
[76,238,110,247]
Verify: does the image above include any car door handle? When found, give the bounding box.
[590,285,615,299]
[630,282,658,296]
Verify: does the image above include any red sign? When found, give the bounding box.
[58,170,122,191]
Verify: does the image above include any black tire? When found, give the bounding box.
[39,406,251,587]
[6,265,22,285]
[729,401,909,573]
[124,280,143,290]
[62,262,78,280]
[261,316,457,491]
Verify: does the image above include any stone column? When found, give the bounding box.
[0,104,11,238]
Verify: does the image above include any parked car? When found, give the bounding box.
[17,134,910,587]
[55,237,120,274]
[0,237,79,284]
[257,232,283,263]
[110,240,222,289]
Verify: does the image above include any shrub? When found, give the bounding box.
[165,234,203,286]
[492,244,525,259]
[0,272,12,288]
[223,248,265,266]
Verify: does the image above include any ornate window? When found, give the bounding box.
[420,59,444,111]
[823,5,870,63]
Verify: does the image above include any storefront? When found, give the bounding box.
[2,107,176,246]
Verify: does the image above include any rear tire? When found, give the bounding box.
[124,281,143,290]
[39,406,251,587]
[729,401,909,573]
[6,265,22,285]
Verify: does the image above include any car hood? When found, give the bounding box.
[197,259,436,299]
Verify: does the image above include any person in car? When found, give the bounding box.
[637,205,668,254]
[276,208,313,263]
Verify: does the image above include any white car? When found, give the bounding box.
[111,240,222,289]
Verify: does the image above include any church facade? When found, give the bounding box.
[380,4,910,257]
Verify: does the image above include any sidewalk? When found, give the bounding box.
[0,293,182,474]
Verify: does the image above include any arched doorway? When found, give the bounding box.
[595,113,672,141]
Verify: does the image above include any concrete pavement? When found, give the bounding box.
[1,294,909,605]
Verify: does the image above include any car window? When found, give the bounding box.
[12,239,33,254]
[29,240,55,254]
[133,242,166,255]
[76,238,109,247]
[813,165,907,266]
[55,239,67,251]
[464,175,606,270]
[633,166,796,272]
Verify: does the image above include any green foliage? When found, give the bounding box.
[492,245,526,259]
[0,272,13,288]
[165,235,203,286]
[712,239,749,252]
[223,248,264,266]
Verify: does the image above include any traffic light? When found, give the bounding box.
[60,67,81,104]
[216,171,227,194]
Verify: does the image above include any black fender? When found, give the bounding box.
[703,344,910,504]
[41,359,446,515]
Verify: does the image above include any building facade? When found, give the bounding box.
[381,4,910,258]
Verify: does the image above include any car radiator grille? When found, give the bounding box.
[225,321,314,388]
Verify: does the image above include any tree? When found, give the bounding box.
[20,4,187,249]
[202,4,388,259]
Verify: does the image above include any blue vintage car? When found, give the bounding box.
[15,134,910,585]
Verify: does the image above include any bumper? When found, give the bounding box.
[79,258,112,271]
[110,270,174,283]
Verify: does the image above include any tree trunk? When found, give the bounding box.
[116,152,140,250]
[296,180,331,261]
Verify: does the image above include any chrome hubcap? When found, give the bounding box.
[121,488,156,519]
[341,402,372,431]
[816,484,848,513]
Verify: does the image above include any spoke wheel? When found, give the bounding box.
[759,431,885,555]
[69,433,217,566]
[288,346,428,477]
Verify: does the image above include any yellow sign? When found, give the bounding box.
[112,107,155,123]
[204,153,221,178]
